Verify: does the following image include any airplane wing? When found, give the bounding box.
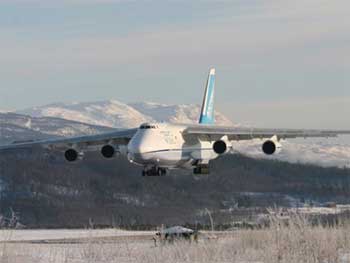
[184,126,350,141]
[0,128,138,151]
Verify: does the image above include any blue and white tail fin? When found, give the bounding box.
[199,68,216,125]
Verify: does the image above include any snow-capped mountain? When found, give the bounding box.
[18,101,152,129]
[129,102,233,126]
[0,112,114,145]
[18,100,233,128]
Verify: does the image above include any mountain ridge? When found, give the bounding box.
[0,112,114,145]
[18,100,234,128]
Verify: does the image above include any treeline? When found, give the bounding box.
[1,148,350,228]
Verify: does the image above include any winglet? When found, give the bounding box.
[199,68,216,125]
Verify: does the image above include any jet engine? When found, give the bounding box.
[262,136,282,155]
[101,145,119,159]
[64,149,84,162]
[213,140,228,155]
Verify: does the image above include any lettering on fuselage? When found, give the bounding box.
[160,130,177,145]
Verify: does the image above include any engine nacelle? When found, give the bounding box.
[101,145,119,159]
[213,140,228,155]
[262,136,282,155]
[64,149,84,162]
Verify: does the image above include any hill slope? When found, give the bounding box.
[1,151,350,228]
[18,100,234,128]
[0,112,114,145]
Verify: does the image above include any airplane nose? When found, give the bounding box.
[127,143,152,164]
[127,129,156,164]
[128,141,143,154]
[128,133,153,154]
[127,137,152,164]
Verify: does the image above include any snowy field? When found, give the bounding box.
[234,135,350,168]
[0,229,157,263]
[1,222,350,263]
[0,229,154,242]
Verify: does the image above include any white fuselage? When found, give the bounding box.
[127,123,219,169]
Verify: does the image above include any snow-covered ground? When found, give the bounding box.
[1,228,349,263]
[233,135,350,167]
[289,206,350,215]
[0,229,154,242]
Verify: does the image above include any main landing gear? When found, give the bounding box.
[142,166,167,177]
[193,164,210,175]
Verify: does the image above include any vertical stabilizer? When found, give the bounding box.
[199,68,215,124]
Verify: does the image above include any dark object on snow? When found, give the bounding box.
[156,226,198,243]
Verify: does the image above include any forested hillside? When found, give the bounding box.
[1,148,350,228]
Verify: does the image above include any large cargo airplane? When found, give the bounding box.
[1,68,350,176]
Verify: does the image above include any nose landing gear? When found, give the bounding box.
[142,166,167,177]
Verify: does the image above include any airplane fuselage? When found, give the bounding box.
[127,123,220,169]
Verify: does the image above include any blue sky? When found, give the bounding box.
[0,0,349,128]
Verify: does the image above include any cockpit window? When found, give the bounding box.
[140,124,156,129]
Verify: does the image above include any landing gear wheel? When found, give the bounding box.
[160,168,167,176]
[193,164,210,175]
[142,167,168,177]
